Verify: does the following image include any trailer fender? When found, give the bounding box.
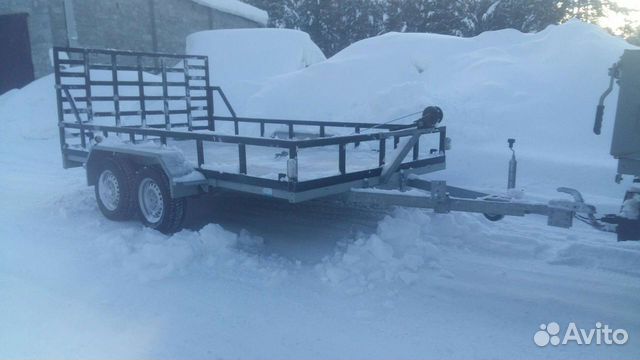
[86,144,207,198]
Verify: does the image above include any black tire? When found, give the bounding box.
[483,213,504,222]
[94,157,136,221]
[134,167,186,234]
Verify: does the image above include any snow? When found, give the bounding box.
[483,1,501,21]
[191,0,268,26]
[186,28,325,114]
[621,193,640,219]
[242,19,637,202]
[1,20,639,358]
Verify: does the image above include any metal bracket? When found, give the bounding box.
[380,133,420,184]
[430,180,449,213]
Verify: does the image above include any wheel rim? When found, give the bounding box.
[98,170,120,211]
[138,178,164,223]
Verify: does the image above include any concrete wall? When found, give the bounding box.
[0,0,54,78]
[1,0,264,78]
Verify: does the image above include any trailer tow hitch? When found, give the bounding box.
[348,181,598,229]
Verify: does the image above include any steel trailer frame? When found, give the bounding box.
[54,47,598,233]
[54,47,447,202]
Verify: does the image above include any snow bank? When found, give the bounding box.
[93,224,288,283]
[187,29,325,114]
[0,69,164,143]
[191,0,268,26]
[244,20,635,170]
[187,29,325,84]
[317,209,445,293]
[319,206,640,294]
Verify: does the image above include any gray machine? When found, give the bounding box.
[594,49,640,240]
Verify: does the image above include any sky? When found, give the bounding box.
[601,0,640,32]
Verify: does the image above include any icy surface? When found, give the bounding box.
[1,20,639,358]
[191,0,268,25]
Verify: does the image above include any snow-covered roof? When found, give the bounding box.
[191,0,268,26]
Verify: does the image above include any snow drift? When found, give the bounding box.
[186,28,325,113]
[241,19,636,201]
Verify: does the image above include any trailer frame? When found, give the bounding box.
[54,46,598,234]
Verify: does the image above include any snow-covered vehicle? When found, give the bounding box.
[54,47,627,237]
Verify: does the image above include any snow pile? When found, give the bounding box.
[187,28,325,114]
[318,209,444,292]
[550,242,640,276]
[0,69,166,143]
[191,0,269,26]
[0,75,58,141]
[45,189,290,284]
[244,20,635,170]
[320,206,640,294]
[93,224,288,283]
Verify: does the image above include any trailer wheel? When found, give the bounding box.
[135,167,185,234]
[483,213,504,222]
[95,158,136,221]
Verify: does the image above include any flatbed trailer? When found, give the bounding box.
[54,47,599,234]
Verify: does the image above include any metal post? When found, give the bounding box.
[161,59,170,130]
[83,49,93,125]
[183,58,192,131]
[137,56,147,140]
[379,138,386,166]
[111,53,120,127]
[239,144,247,174]
[196,140,204,167]
[339,143,346,174]
[288,146,298,182]
[507,138,517,189]
[204,58,215,131]
[53,49,67,166]
[439,127,446,153]
[206,85,215,131]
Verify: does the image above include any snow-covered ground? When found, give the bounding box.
[1,22,639,358]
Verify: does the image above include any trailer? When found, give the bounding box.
[54,47,601,235]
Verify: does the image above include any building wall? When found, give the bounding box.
[1,0,263,79]
[72,0,156,53]
[0,0,54,78]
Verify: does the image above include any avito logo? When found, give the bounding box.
[534,322,629,347]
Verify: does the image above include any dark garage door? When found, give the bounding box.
[0,13,35,95]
